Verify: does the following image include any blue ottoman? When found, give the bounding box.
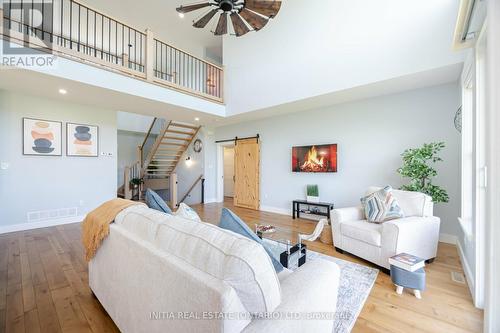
[390,265,426,299]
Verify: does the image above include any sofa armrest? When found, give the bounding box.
[331,207,365,249]
[332,206,365,224]
[243,259,340,333]
[381,216,441,267]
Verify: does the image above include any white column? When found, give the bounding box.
[145,29,155,81]
[485,0,500,332]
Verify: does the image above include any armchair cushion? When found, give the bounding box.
[340,220,382,246]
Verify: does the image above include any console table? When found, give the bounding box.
[292,200,334,220]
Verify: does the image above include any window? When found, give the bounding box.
[459,58,475,237]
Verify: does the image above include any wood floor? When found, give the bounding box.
[0,199,483,333]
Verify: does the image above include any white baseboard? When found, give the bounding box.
[203,198,218,204]
[439,233,458,244]
[260,205,290,216]
[457,237,475,298]
[0,215,85,235]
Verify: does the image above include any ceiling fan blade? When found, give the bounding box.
[239,8,268,31]
[244,0,281,18]
[230,13,250,37]
[176,3,211,14]
[214,13,228,36]
[193,9,218,28]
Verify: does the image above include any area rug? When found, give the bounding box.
[264,240,378,333]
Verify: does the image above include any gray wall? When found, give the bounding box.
[0,91,117,228]
[213,83,462,237]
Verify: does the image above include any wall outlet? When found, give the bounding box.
[0,162,9,170]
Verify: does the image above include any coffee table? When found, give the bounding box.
[255,224,307,269]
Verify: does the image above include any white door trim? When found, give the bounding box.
[216,141,235,203]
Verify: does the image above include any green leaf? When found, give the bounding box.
[397,142,449,203]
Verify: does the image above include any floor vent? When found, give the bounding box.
[451,271,466,284]
[27,207,78,222]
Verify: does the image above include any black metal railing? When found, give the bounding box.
[154,39,222,99]
[3,0,146,71]
[2,0,223,100]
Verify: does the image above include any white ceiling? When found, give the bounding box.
[0,0,467,128]
[79,0,223,62]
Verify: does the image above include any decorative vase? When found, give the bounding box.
[306,196,320,203]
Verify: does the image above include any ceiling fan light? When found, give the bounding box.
[219,0,234,12]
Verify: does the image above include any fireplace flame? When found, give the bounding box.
[300,146,326,172]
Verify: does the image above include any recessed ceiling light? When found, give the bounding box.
[194,117,200,121]
[178,12,185,18]
[58,89,67,95]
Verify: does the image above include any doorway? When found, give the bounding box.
[216,137,260,210]
[223,146,235,198]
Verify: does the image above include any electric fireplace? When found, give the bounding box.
[292,144,338,173]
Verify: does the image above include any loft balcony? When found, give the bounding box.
[0,0,223,104]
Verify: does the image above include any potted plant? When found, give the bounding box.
[130,177,144,200]
[397,142,449,203]
[306,184,320,203]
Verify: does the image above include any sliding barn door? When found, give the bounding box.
[234,138,260,210]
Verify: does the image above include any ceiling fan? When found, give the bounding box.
[176,0,282,37]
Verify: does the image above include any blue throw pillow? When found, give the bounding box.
[145,189,173,214]
[218,208,284,273]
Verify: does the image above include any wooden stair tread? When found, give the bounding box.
[165,129,194,135]
[170,122,198,130]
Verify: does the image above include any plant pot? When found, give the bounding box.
[306,196,320,203]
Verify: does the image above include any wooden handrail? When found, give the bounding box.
[140,118,158,150]
[179,175,204,206]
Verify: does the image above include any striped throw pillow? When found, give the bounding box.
[361,186,405,223]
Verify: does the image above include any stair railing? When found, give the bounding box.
[142,120,171,176]
[178,175,205,207]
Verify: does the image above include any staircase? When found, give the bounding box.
[142,121,201,178]
[120,118,201,203]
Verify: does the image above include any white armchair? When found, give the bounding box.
[331,187,440,270]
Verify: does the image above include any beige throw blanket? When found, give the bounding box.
[82,198,144,262]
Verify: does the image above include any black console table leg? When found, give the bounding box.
[292,202,296,219]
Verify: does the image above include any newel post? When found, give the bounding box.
[0,8,5,36]
[145,28,155,81]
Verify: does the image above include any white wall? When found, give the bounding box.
[223,0,465,115]
[223,146,235,197]
[0,91,117,231]
[213,83,462,237]
[117,112,154,133]
[174,129,209,206]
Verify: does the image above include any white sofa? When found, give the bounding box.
[89,205,340,333]
[331,187,440,270]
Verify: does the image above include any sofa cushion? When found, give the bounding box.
[145,189,173,214]
[174,203,201,222]
[366,186,431,217]
[361,186,404,223]
[219,208,284,273]
[340,220,382,246]
[115,205,281,314]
